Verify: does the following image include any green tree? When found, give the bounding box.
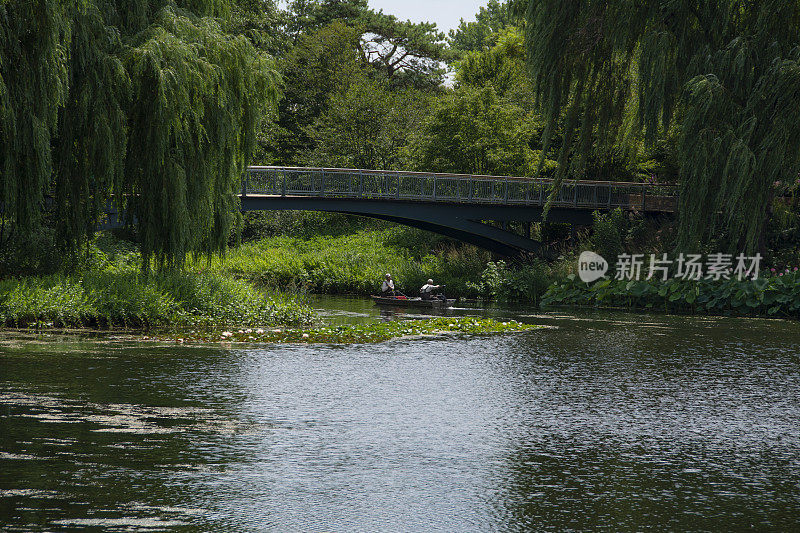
[273,20,363,164]
[0,1,69,241]
[286,0,367,38]
[273,8,448,165]
[0,1,279,269]
[456,27,532,105]
[448,0,513,56]
[359,10,448,89]
[308,77,432,169]
[229,0,289,56]
[411,86,543,176]
[522,0,800,253]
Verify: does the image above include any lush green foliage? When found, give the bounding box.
[162,317,540,344]
[456,28,530,102]
[542,270,800,318]
[308,78,432,169]
[468,260,552,305]
[0,0,279,267]
[204,228,492,297]
[0,0,69,237]
[0,268,313,329]
[522,0,800,252]
[412,86,547,176]
[590,209,627,267]
[272,1,448,164]
[448,0,513,55]
[3,0,799,303]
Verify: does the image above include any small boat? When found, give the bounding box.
[371,295,456,308]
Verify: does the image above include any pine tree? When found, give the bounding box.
[521,0,800,253]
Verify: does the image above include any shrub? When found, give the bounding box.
[591,208,626,264]
[468,260,553,304]
[541,269,800,318]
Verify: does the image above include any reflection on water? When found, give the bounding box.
[2,303,800,531]
[312,294,494,326]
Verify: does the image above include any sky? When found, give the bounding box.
[368,0,487,34]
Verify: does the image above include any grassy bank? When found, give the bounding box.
[541,270,800,318]
[6,219,798,332]
[0,269,313,329]
[206,228,495,297]
[203,227,562,303]
[0,227,553,332]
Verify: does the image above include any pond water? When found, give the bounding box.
[2,297,800,531]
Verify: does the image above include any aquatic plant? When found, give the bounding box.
[541,270,800,318]
[160,317,541,344]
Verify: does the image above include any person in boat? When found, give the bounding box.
[420,279,444,301]
[381,273,396,297]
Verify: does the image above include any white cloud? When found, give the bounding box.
[369,0,485,33]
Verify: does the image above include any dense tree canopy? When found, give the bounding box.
[448,0,513,56]
[414,86,538,176]
[272,3,448,164]
[286,0,367,38]
[272,20,362,164]
[3,0,798,273]
[309,78,431,170]
[521,0,800,253]
[0,0,279,268]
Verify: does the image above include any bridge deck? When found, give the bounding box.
[243,166,677,212]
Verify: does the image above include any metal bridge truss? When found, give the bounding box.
[240,167,677,256]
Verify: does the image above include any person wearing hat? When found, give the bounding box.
[381,273,396,297]
[420,279,442,301]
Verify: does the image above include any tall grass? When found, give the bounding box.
[0,269,313,329]
[203,228,493,297]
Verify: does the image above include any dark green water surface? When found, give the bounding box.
[2,298,800,531]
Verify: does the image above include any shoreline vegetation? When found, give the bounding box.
[0,318,540,345]
[0,271,313,330]
[542,272,800,319]
[2,2,799,341]
[0,228,548,341]
[160,318,541,345]
[2,222,799,344]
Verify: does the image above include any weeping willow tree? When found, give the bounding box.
[0,0,279,269]
[0,1,69,239]
[521,0,800,253]
[122,7,278,268]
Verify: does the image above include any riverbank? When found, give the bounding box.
[199,228,562,303]
[0,269,314,330]
[542,270,800,319]
[3,229,800,332]
[206,228,496,297]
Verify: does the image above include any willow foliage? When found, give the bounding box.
[522,0,800,253]
[123,8,278,268]
[0,0,279,268]
[0,0,69,235]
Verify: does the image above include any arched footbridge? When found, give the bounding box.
[240,166,677,256]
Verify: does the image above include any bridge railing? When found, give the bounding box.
[243,166,678,212]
